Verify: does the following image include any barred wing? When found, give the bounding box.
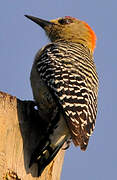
[36,42,98,150]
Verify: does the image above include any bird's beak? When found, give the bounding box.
[24,15,53,29]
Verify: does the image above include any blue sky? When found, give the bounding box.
[0,0,116,179]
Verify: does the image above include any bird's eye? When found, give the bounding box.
[58,18,73,25]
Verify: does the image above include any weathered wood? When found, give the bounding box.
[0,91,65,180]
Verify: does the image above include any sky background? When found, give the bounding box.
[0,0,116,179]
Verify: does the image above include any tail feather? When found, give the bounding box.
[29,136,67,176]
[38,137,67,176]
[29,113,70,176]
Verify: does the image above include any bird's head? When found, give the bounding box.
[25,15,96,53]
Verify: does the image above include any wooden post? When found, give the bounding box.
[0,91,65,180]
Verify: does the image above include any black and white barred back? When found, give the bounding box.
[36,42,98,150]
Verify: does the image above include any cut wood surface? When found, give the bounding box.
[0,91,65,180]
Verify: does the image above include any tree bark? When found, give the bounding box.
[0,91,65,180]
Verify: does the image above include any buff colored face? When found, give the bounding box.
[44,16,96,53]
[25,15,96,53]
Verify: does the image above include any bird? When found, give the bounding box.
[25,15,98,176]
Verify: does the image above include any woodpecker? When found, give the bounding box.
[25,15,98,176]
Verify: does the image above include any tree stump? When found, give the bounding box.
[0,91,65,180]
